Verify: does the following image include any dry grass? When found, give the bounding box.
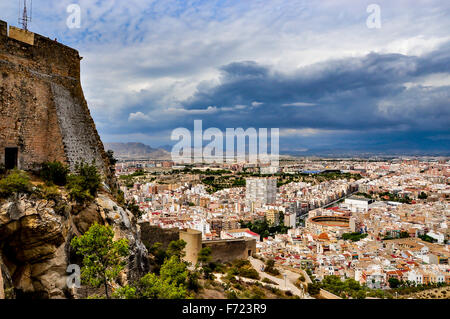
[399,286,450,299]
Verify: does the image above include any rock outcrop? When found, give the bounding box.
[0,262,4,298]
[0,192,148,299]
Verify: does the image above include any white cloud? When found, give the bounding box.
[282,102,316,107]
[128,111,151,121]
[251,101,263,107]
[166,106,218,115]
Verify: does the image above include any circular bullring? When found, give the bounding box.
[309,216,350,228]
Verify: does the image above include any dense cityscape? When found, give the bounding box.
[116,156,449,299]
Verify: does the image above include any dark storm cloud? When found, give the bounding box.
[179,42,450,135]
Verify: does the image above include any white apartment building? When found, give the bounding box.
[246,177,277,205]
[344,197,374,213]
[407,270,423,285]
[426,231,445,244]
[260,166,279,175]
[190,219,211,238]
[284,212,297,228]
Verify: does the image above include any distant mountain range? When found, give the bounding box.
[104,142,449,161]
[104,142,171,160]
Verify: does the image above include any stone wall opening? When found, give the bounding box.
[5,147,18,170]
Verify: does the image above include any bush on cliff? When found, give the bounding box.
[148,239,187,274]
[67,175,94,203]
[74,162,102,195]
[113,256,190,299]
[40,161,69,186]
[34,184,61,201]
[67,162,101,204]
[71,223,129,299]
[126,198,144,219]
[0,169,32,198]
[197,247,214,279]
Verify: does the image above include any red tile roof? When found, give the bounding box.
[245,230,259,237]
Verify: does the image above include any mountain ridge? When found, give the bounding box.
[104,142,171,160]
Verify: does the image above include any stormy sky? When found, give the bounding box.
[1,0,449,155]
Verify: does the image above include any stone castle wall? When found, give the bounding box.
[139,222,180,249]
[139,225,256,265]
[0,20,111,179]
[202,238,256,264]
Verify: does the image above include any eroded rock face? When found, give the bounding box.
[0,262,4,299]
[0,193,148,299]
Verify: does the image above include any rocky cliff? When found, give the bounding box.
[0,21,149,299]
[0,191,148,299]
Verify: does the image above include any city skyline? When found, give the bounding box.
[0,0,449,155]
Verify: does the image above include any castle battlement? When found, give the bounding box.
[0,20,81,80]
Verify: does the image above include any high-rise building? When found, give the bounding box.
[246,177,277,205]
[284,212,297,228]
[266,209,280,226]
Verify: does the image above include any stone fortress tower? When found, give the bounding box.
[0,21,113,182]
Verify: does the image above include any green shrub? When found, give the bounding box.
[74,162,102,195]
[186,271,201,292]
[262,277,277,285]
[233,259,250,268]
[116,190,125,206]
[342,232,368,242]
[307,282,321,296]
[264,259,281,276]
[106,150,118,166]
[228,259,260,280]
[239,267,260,280]
[67,162,101,204]
[226,289,238,299]
[70,223,129,299]
[67,175,94,204]
[112,285,137,299]
[35,184,61,201]
[225,272,237,283]
[40,161,69,186]
[250,287,266,299]
[138,256,189,299]
[0,170,32,198]
[264,285,283,296]
[232,282,244,290]
[126,199,143,219]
